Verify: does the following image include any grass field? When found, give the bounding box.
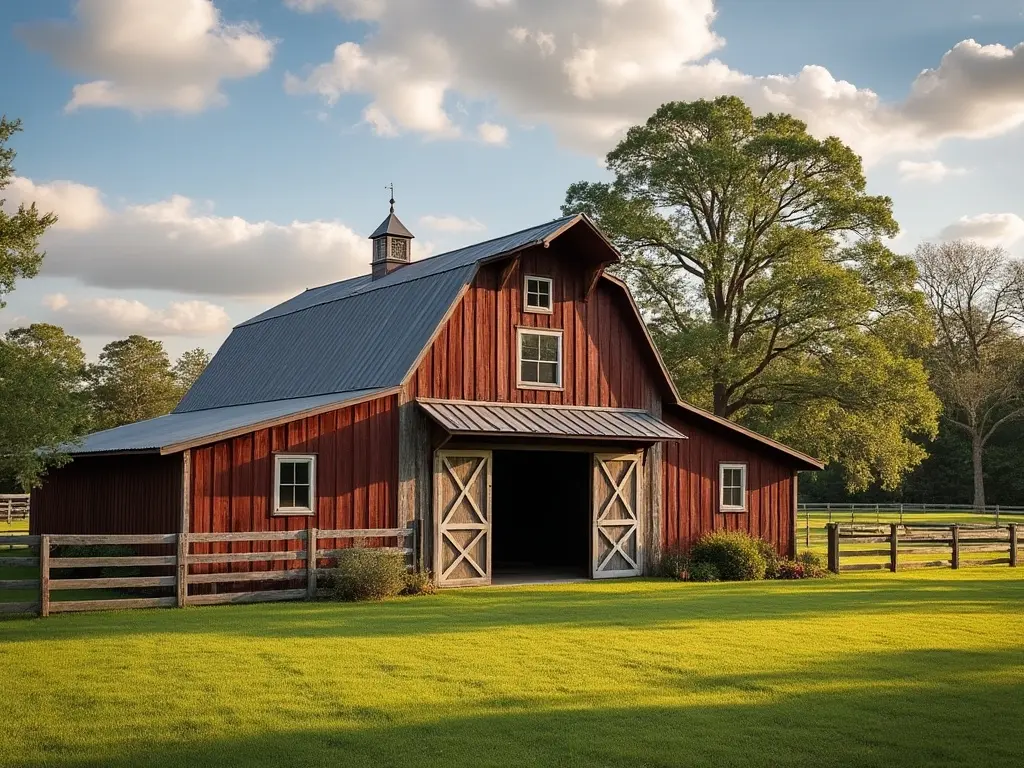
[1,571,1022,767]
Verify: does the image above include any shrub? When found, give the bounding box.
[755,539,781,579]
[326,548,407,601]
[655,545,690,580]
[689,530,767,581]
[688,562,720,582]
[796,550,829,578]
[776,560,806,579]
[401,570,437,596]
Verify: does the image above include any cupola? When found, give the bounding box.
[370,188,414,279]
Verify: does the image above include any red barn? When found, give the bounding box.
[32,211,821,586]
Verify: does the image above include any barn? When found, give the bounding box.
[32,209,822,586]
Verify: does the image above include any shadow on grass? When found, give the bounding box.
[22,647,1024,768]
[3,573,1023,641]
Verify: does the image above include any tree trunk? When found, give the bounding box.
[712,381,730,416]
[971,432,986,510]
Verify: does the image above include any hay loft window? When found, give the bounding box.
[517,328,562,389]
[274,454,316,516]
[523,275,553,314]
[719,463,747,512]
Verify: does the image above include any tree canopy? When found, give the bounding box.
[87,336,181,430]
[172,347,211,396]
[564,96,939,490]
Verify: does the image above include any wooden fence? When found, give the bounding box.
[826,522,1020,573]
[1,494,30,525]
[0,524,416,618]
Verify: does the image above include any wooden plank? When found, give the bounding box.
[0,535,39,545]
[187,551,307,565]
[187,569,307,585]
[0,579,40,589]
[962,557,1010,566]
[316,547,413,558]
[50,556,176,568]
[49,597,177,613]
[838,535,892,543]
[316,528,409,539]
[0,557,39,567]
[176,533,187,608]
[895,547,953,555]
[187,530,307,543]
[0,601,40,614]
[48,534,177,546]
[955,544,1017,553]
[49,576,177,590]
[841,549,891,557]
[899,560,950,570]
[186,588,307,606]
[39,534,49,618]
[839,562,888,572]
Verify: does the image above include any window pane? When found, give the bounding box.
[280,461,294,484]
[539,335,558,361]
[279,485,294,508]
[539,362,558,384]
[521,360,538,382]
[537,281,550,300]
[295,460,309,485]
[521,334,539,358]
[295,485,310,509]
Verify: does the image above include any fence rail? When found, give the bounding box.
[0,523,417,618]
[826,522,1020,574]
[1,495,30,525]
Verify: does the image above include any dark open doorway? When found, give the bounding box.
[491,449,591,582]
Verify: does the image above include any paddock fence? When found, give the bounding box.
[0,523,416,618]
[826,522,1020,574]
[1,495,30,525]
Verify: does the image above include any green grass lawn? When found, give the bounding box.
[1,571,1022,768]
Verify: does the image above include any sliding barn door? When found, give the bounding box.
[592,453,642,578]
[434,450,492,587]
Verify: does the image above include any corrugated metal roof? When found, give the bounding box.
[176,214,579,413]
[417,399,687,442]
[65,389,391,455]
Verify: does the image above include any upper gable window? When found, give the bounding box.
[524,276,553,314]
[518,328,562,389]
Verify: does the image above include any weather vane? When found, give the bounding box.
[387,182,395,214]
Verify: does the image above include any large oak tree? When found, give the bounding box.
[564,97,939,489]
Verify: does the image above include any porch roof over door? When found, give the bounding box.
[417,399,687,442]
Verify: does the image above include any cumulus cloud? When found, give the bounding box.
[19,0,274,113]
[284,1,1024,162]
[477,122,509,145]
[419,215,486,233]
[3,177,368,298]
[940,213,1024,247]
[42,293,231,336]
[897,160,968,183]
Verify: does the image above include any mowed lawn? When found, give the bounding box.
[1,572,1023,768]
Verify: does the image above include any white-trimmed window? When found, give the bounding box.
[719,463,747,512]
[517,328,562,389]
[274,454,316,515]
[523,275,553,313]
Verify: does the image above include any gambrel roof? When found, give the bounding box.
[65,213,823,469]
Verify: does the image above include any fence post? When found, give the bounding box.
[306,525,318,599]
[951,524,960,570]
[890,523,898,573]
[407,519,420,572]
[1009,524,1018,568]
[876,504,880,524]
[39,534,50,618]
[176,533,188,608]
[6,498,10,525]
[805,512,810,548]
[827,523,839,574]
[995,505,1000,526]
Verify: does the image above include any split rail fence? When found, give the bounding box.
[826,522,1020,573]
[1,495,30,525]
[0,523,416,618]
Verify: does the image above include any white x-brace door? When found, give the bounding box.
[592,453,643,578]
[434,450,492,587]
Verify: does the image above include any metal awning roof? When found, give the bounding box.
[417,399,687,442]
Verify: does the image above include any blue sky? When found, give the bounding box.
[2,0,1023,359]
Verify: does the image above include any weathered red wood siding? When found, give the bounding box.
[188,395,399,570]
[30,454,181,535]
[661,410,796,555]
[407,244,662,409]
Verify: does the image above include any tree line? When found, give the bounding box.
[4,103,1024,506]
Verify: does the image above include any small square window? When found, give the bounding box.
[518,329,562,389]
[719,463,747,512]
[274,454,316,516]
[523,276,553,313]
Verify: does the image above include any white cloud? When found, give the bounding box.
[940,213,1024,247]
[42,293,231,336]
[19,0,274,113]
[284,2,1024,162]
[419,215,486,233]
[896,160,968,183]
[477,122,509,145]
[3,177,368,298]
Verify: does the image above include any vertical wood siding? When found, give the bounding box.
[30,454,182,535]
[408,244,661,409]
[661,411,796,555]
